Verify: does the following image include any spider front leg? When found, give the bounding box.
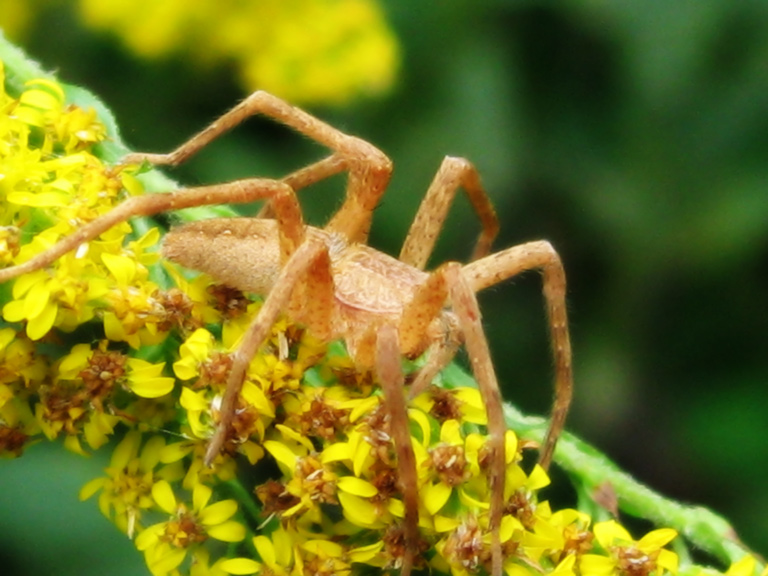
[124,90,393,245]
[200,238,334,464]
[0,178,302,284]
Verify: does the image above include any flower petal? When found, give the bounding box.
[199,499,238,525]
[207,520,245,542]
[220,558,259,575]
[151,480,177,514]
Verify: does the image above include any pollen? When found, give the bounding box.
[430,443,470,487]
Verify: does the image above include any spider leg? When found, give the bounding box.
[257,154,348,218]
[407,315,461,399]
[0,178,304,284]
[205,238,333,465]
[376,323,420,576]
[123,91,392,244]
[462,240,573,470]
[399,156,499,270]
[396,268,461,398]
[395,262,506,576]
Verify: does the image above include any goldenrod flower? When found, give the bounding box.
[580,520,678,576]
[725,555,768,576]
[136,480,245,576]
[80,431,184,537]
[220,528,294,576]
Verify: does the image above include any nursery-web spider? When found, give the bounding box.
[0,91,573,576]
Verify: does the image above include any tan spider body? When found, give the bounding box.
[164,218,439,363]
[0,91,573,576]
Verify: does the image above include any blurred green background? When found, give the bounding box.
[2,1,768,574]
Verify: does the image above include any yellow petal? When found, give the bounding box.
[160,441,194,464]
[409,407,432,446]
[338,491,379,527]
[337,475,378,498]
[102,252,137,284]
[1,300,25,323]
[506,563,535,576]
[254,535,276,567]
[434,514,460,532]
[593,520,632,547]
[423,481,452,515]
[63,433,86,455]
[146,544,186,576]
[439,419,462,444]
[199,499,238,525]
[180,387,209,411]
[321,441,351,463]
[272,528,293,566]
[242,381,275,418]
[207,520,245,542]
[220,557,259,575]
[27,300,57,340]
[349,396,379,422]
[135,523,164,551]
[111,430,141,468]
[348,541,384,563]
[727,556,758,576]
[264,440,298,476]
[505,430,518,462]
[302,539,343,557]
[525,464,551,491]
[193,482,213,512]
[79,477,106,501]
[129,374,175,399]
[151,480,177,514]
[455,386,487,425]
[58,343,93,377]
[23,279,50,319]
[140,436,166,471]
[580,554,616,576]
[637,528,677,552]
[657,549,679,573]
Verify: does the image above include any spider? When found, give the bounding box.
[0,91,573,576]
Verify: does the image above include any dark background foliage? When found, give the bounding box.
[2,2,768,574]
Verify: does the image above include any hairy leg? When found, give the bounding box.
[376,323,420,576]
[399,156,499,270]
[205,238,333,464]
[462,240,572,470]
[0,178,303,283]
[390,262,507,576]
[443,262,506,576]
[124,91,393,244]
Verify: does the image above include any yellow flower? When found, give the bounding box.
[0,394,39,457]
[220,528,295,576]
[0,327,47,387]
[726,556,768,576]
[126,358,175,398]
[581,520,678,576]
[136,480,245,576]
[74,0,399,104]
[79,431,184,537]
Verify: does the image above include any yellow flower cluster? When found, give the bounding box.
[0,61,738,576]
[1,0,400,105]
